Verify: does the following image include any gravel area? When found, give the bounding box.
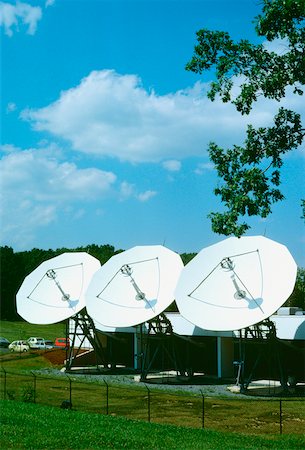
[33,367,293,399]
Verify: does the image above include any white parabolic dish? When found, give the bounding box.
[16,252,101,324]
[174,236,297,331]
[86,245,184,328]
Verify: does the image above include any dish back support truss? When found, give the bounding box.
[140,313,185,382]
[234,319,288,394]
[65,309,109,371]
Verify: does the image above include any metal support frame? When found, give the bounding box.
[140,313,183,381]
[65,308,108,371]
[236,318,288,393]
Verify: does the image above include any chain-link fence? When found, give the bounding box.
[1,369,304,435]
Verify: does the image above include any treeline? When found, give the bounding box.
[287,267,305,311]
[0,245,197,321]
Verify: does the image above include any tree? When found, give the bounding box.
[180,252,197,265]
[186,0,305,237]
[0,246,24,320]
[286,267,305,309]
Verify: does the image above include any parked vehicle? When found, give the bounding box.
[34,339,54,350]
[54,337,70,348]
[0,337,10,348]
[27,337,54,350]
[8,340,30,353]
[43,340,54,349]
[27,337,45,349]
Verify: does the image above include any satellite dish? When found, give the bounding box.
[16,252,101,324]
[175,236,297,331]
[85,245,183,327]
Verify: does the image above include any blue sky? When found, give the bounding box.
[1,0,304,267]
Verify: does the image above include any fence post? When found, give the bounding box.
[66,375,72,409]
[145,385,151,423]
[31,371,36,403]
[103,380,109,415]
[279,399,283,435]
[200,390,205,429]
[2,367,7,400]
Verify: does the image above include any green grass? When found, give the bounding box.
[0,362,304,436]
[0,320,66,343]
[0,352,55,371]
[1,400,304,450]
[1,321,305,445]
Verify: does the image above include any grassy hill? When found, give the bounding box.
[1,400,304,450]
[0,320,66,343]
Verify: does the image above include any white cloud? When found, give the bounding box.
[194,162,214,175]
[119,181,157,202]
[6,102,16,113]
[162,160,181,172]
[0,145,116,246]
[22,70,304,164]
[17,71,246,162]
[0,1,42,36]
[119,181,135,199]
[0,143,21,153]
[137,190,157,202]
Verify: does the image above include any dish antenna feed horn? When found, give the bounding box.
[46,269,71,302]
[220,257,246,300]
[120,264,146,301]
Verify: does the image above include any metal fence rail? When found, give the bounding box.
[0,369,304,435]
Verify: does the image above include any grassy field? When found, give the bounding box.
[1,321,305,448]
[0,352,305,437]
[1,400,305,450]
[0,320,66,343]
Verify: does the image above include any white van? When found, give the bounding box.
[27,337,45,348]
[9,340,29,352]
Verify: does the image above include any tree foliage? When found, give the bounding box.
[0,246,23,320]
[186,0,305,236]
[286,267,305,309]
[180,252,197,265]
